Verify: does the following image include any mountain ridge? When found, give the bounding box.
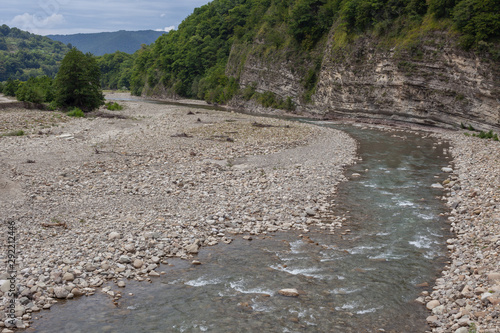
[47,30,165,56]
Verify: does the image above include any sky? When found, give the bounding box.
[0,0,212,35]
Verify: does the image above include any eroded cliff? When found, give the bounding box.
[230,32,499,130]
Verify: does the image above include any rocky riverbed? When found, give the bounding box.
[0,94,499,333]
[0,96,356,330]
[422,131,500,333]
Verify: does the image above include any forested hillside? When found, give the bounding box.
[129,0,499,103]
[0,25,70,81]
[47,30,165,56]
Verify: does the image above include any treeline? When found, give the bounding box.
[0,24,70,81]
[1,48,104,112]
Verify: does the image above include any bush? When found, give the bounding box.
[105,102,123,110]
[0,81,3,93]
[3,78,20,97]
[66,108,85,117]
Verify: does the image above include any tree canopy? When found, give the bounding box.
[54,48,104,111]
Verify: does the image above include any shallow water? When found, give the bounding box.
[30,123,451,333]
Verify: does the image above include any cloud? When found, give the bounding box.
[160,13,166,18]
[155,26,175,32]
[9,13,65,32]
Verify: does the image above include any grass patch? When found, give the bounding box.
[66,108,85,118]
[462,123,499,141]
[2,130,25,137]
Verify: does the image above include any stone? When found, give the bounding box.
[119,255,131,264]
[133,259,143,269]
[455,328,468,333]
[191,260,202,265]
[442,167,454,173]
[278,288,299,297]
[426,300,440,310]
[117,281,126,288]
[54,286,69,299]
[124,244,135,252]
[108,232,121,240]
[62,272,74,282]
[487,272,500,283]
[71,288,83,297]
[305,208,316,216]
[432,305,445,315]
[186,240,200,254]
[431,183,444,189]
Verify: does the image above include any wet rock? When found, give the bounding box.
[278,288,299,297]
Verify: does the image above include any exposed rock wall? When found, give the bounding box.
[230,33,500,130]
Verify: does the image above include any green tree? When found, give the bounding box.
[54,48,104,111]
[3,78,20,96]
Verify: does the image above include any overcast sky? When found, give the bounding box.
[0,0,212,35]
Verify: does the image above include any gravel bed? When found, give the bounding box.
[0,99,356,330]
[422,131,500,333]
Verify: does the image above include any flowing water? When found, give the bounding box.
[29,122,451,333]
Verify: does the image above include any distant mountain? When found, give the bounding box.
[47,30,165,56]
[0,24,70,81]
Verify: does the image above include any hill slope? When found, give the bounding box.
[47,30,165,56]
[129,0,499,130]
[0,24,70,81]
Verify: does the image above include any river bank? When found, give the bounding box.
[423,131,500,333]
[0,96,356,330]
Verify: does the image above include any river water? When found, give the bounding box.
[29,121,451,333]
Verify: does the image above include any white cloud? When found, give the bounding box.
[9,13,65,33]
[160,13,166,18]
[155,26,175,32]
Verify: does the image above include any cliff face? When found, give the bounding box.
[231,33,500,130]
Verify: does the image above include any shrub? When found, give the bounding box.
[66,108,85,117]
[105,102,123,110]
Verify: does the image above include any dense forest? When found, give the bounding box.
[0,25,70,82]
[121,0,499,105]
